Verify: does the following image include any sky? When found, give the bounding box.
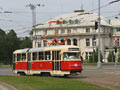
[0,0,120,37]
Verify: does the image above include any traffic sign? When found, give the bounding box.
[113,36,119,42]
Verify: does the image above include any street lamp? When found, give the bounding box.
[26,4,44,48]
[26,4,44,27]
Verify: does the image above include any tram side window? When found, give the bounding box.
[33,52,37,60]
[22,53,26,61]
[39,52,44,60]
[17,54,21,61]
[45,51,51,60]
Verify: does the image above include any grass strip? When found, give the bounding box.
[0,76,107,90]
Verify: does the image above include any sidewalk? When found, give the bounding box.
[83,64,120,70]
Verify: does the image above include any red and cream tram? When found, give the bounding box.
[13,45,82,76]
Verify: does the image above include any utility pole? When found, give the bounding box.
[26,4,44,48]
[97,0,102,68]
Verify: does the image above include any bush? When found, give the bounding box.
[89,49,103,63]
[107,51,115,62]
[118,53,120,62]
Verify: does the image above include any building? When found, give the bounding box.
[33,10,114,61]
[111,17,120,46]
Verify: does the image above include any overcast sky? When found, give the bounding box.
[0,0,120,37]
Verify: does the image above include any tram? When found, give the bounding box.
[13,45,82,76]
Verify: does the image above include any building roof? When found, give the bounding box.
[36,11,111,29]
[110,17,120,27]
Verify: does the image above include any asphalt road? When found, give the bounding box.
[0,65,120,75]
[82,64,120,75]
[0,68,13,75]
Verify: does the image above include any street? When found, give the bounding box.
[1,65,120,90]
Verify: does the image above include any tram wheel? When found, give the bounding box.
[17,72,26,76]
[63,75,69,78]
[40,72,51,77]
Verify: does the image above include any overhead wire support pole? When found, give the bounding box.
[97,0,102,68]
[26,4,44,48]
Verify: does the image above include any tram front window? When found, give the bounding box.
[63,52,80,60]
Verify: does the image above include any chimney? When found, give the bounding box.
[115,17,118,19]
[74,10,84,14]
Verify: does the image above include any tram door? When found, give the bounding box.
[52,51,61,71]
[27,52,31,74]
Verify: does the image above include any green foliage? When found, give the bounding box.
[20,37,32,49]
[0,29,32,64]
[89,49,103,63]
[107,51,115,62]
[0,28,6,38]
[0,76,106,90]
[118,53,120,62]
[85,56,89,63]
[29,30,33,36]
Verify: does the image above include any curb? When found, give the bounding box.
[84,68,120,70]
[0,81,17,90]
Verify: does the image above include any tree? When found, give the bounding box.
[5,30,21,64]
[89,49,103,63]
[0,29,7,64]
[0,28,6,38]
[107,51,115,62]
[20,37,32,49]
[0,29,32,64]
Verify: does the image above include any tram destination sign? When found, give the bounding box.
[68,48,79,51]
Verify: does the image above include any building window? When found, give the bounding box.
[75,19,78,24]
[85,52,88,56]
[67,39,71,45]
[43,40,47,47]
[73,39,77,46]
[86,28,90,33]
[63,20,67,24]
[86,39,90,46]
[38,43,41,47]
[117,28,120,32]
[61,39,65,45]
[69,20,74,24]
[61,29,65,34]
[89,52,92,55]
[67,29,71,33]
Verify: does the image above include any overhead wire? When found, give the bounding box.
[0,1,120,36]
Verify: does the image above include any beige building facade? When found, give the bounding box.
[33,10,114,61]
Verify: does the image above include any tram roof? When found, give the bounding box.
[13,45,80,54]
[29,47,44,52]
[44,45,80,51]
[13,48,29,54]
